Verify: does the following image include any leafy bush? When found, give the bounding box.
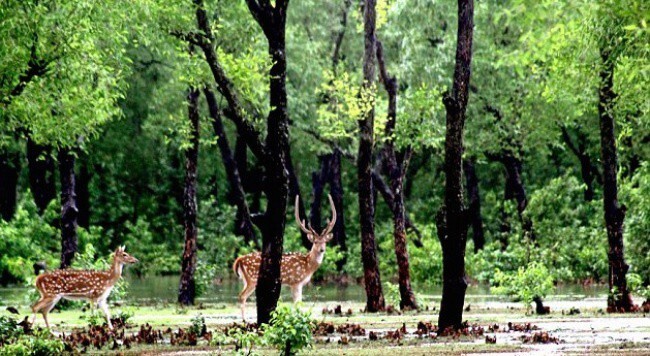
[0,318,63,356]
[0,316,20,346]
[220,327,262,356]
[0,196,58,284]
[0,329,64,356]
[263,305,315,355]
[189,314,207,336]
[628,273,650,302]
[491,261,554,311]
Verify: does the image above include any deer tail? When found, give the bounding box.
[232,257,243,278]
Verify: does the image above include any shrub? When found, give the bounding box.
[189,314,207,336]
[628,273,650,302]
[0,318,64,356]
[263,305,315,355]
[491,261,554,311]
[0,195,58,284]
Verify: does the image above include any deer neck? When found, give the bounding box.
[109,256,124,283]
[307,248,325,271]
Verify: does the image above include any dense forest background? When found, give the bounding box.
[1,0,648,317]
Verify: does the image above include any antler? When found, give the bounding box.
[294,195,314,235]
[321,194,337,235]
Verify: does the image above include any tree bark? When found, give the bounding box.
[0,150,20,221]
[598,49,633,312]
[204,87,258,247]
[463,158,484,251]
[76,157,91,229]
[328,149,348,271]
[178,87,200,305]
[437,0,474,332]
[58,148,78,269]
[358,0,385,312]
[245,0,291,325]
[376,40,417,310]
[560,126,597,201]
[26,138,56,214]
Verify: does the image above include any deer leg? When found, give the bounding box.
[31,295,50,325]
[41,296,61,330]
[291,284,303,303]
[239,283,255,321]
[98,299,113,330]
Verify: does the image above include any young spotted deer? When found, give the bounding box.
[31,246,138,330]
[233,194,337,320]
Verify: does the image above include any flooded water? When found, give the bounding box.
[0,274,609,307]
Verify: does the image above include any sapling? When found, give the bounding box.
[492,261,554,314]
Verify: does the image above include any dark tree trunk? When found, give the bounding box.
[26,138,56,214]
[373,170,424,248]
[204,87,258,247]
[0,150,20,221]
[76,158,91,229]
[463,158,484,251]
[58,148,78,269]
[487,150,536,243]
[244,0,291,325]
[560,126,597,201]
[178,87,200,306]
[598,49,633,312]
[328,149,347,271]
[437,0,474,332]
[358,0,385,313]
[502,153,535,241]
[376,40,417,310]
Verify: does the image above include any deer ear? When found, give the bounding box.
[325,233,334,242]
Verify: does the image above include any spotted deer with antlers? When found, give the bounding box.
[233,194,337,320]
[31,246,138,330]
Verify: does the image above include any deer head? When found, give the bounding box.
[113,246,139,265]
[295,194,337,264]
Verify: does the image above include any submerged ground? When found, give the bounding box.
[1,276,648,355]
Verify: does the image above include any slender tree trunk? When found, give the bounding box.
[26,138,56,214]
[358,0,385,312]
[76,158,90,229]
[58,148,78,269]
[244,0,292,325]
[0,150,20,221]
[598,49,633,312]
[373,170,424,248]
[376,40,417,310]
[328,148,347,271]
[502,153,535,241]
[560,127,597,201]
[437,0,474,332]
[204,87,258,246]
[463,158,484,251]
[178,87,200,305]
